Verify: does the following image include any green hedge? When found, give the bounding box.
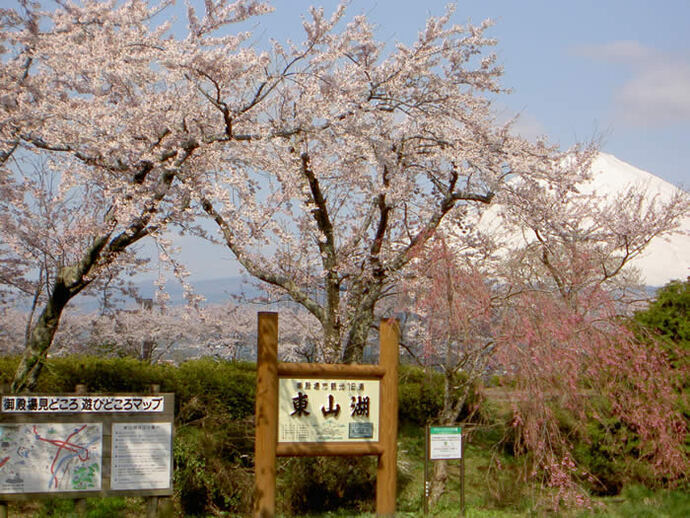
[0,357,460,515]
[0,357,257,516]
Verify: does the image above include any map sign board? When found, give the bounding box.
[0,423,102,493]
[0,392,174,499]
[429,426,462,460]
[278,378,380,442]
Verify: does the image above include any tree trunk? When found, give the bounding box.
[430,368,467,506]
[11,279,71,393]
[342,313,372,363]
[341,284,381,363]
[430,460,449,507]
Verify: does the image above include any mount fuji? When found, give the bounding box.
[587,154,688,287]
[477,153,689,288]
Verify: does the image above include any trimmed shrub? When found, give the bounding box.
[277,456,377,515]
[174,419,254,516]
[398,365,444,426]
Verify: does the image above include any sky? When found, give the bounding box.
[248,0,689,187]
[158,0,690,281]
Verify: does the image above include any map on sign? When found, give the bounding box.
[0,423,102,493]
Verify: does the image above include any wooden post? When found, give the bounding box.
[146,497,159,518]
[376,318,399,517]
[253,312,279,518]
[0,388,8,517]
[146,384,161,518]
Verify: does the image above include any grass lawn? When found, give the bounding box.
[6,424,688,517]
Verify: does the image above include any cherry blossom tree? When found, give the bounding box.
[0,307,26,355]
[190,4,558,363]
[1,1,563,387]
[405,149,689,507]
[0,0,275,391]
[43,300,322,363]
[402,233,499,504]
[494,149,690,304]
[484,151,690,506]
[46,301,256,362]
[494,287,688,508]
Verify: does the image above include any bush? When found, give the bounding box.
[398,365,444,426]
[167,359,257,515]
[0,356,19,387]
[172,358,256,420]
[39,356,170,392]
[174,419,254,516]
[277,456,376,515]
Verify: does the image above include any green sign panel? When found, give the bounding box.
[430,426,462,435]
[429,426,462,460]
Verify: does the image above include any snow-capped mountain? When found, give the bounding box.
[590,154,689,287]
[473,153,689,287]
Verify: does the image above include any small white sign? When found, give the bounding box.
[110,423,172,490]
[278,378,380,443]
[429,426,462,460]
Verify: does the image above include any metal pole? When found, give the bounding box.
[146,385,160,518]
[423,424,429,516]
[460,438,465,517]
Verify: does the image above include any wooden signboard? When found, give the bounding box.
[254,312,399,517]
[0,392,174,501]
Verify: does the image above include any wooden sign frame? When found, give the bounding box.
[0,391,174,501]
[253,312,399,517]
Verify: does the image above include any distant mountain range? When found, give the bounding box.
[71,276,257,312]
[136,276,257,305]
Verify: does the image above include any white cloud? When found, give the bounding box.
[616,62,690,125]
[494,107,547,143]
[574,41,690,127]
[576,40,655,63]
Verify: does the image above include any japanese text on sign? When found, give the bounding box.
[429,426,462,460]
[111,423,172,490]
[1,396,165,414]
[278,378,380,443]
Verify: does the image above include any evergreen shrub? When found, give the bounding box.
[397,365,444,425]
[277,456,377,515]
